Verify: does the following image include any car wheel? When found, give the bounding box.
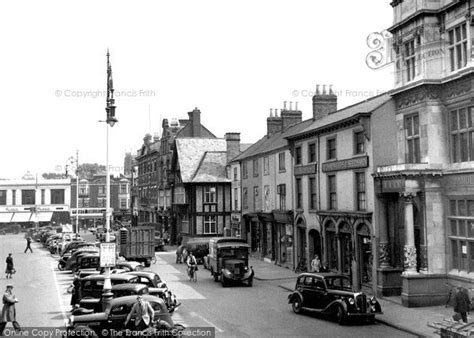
[336,306,346,325]
[292,297,302,314]
[247,278,253,287]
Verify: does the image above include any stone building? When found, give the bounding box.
[371,0,474,306]
[286,88,395,292]
[232,102,311,269]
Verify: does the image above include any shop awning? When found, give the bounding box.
[30,212,53,222]
[0,213,13,223]
[11,212,31,222]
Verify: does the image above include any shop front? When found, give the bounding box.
[273,211,294,269]
[318,211,373,291]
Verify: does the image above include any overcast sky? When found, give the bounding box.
[0,0,393,179]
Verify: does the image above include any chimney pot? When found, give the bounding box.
[284,101,287,110]
[316,84,320,95]
[329,84,333,94]
[323,85,326,95]
[289,101,293,111]
[270,108,273,117]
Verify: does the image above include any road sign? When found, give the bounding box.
[100,243,116,267]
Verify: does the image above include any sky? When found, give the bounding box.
[0,0,394,179]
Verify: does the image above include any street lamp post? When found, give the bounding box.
[102,49,118,307]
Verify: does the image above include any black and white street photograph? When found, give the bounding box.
[1,0,474,337]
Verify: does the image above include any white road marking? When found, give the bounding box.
[51,261,69,323]
[190,311,224,333]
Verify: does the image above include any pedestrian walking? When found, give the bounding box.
[176,245,184,264]
[5,254,14,279]
[24,236,33,253]
[0,285,21,335]
[453,287,471,323]
[310,255,322,272]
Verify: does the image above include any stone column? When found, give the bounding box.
[401,192,418,275]
[377,193,391,268]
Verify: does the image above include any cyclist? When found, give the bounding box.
[186,251,198,280]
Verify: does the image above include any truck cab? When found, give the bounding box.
[208,237,254,287]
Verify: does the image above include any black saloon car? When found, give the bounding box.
[288,273,382,324]
[66,295,184,337]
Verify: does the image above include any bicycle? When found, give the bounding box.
[295,258,308,273]
[188,265,198,282]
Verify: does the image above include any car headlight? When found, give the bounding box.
[370,296,377,305]
[348,298,355,305]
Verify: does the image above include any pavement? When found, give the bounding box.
[245,255,466,338]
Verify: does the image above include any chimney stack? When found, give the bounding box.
[312,84,337,120]
[225,132,241,164]
[188,107,201,137]
[267,108,282,136]
[143,133,152,145]
[281,100,302,130]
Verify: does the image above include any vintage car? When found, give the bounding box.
[77,274,141,301]
[64,248,99,271]
[124,271,180,312]
[74,283,150,314]
[288,273,382,324]
[72,253,100,275]
[66,295,185,337]
[208,237,254,287]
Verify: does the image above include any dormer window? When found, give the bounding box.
[449,23,467,72]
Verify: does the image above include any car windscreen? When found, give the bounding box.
[219,248,248,259]
[325,277,351,290]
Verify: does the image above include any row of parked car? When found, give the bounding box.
[33,229,185,336]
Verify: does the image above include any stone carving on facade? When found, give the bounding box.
[444,78,472,100]
[396,87,440,109]
[400,191,416,203]
[379,242,391,267]
[403,245,417,272]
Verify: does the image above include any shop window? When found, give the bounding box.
[308,143,316,163]
[448,23,468,72]
[295,146,302,165]
[253,159,259,177]
[404,114,420,163]
[450,107,474,163]
[448,198,474,272]
[404,39,416,82]
[278,152,286,172]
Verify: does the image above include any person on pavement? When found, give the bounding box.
[176,245,184,264]
[453,287,471,323]
[24,236,33,253]
[124,295,155,331]
[0,285,21,335]
[186,251,198,279]
[5,254,14,279]
[310,255,322,273]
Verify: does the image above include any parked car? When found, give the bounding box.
[74,283,150,314]
[66,249,99,272]
[65,295,185,337]
[124,271,180,312]
[77,274,141,301]
[288,273,383,325]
